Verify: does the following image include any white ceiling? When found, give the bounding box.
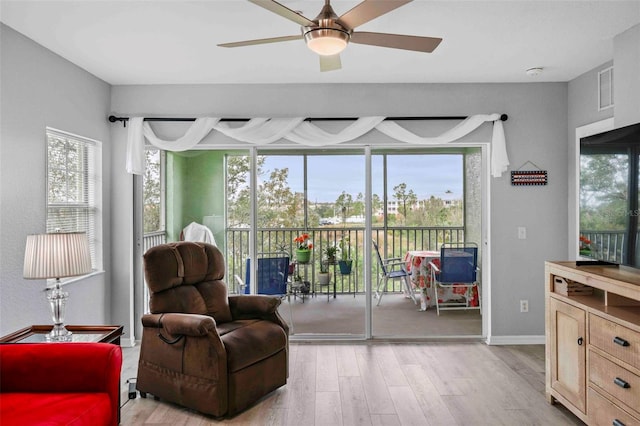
[1,0,639,85]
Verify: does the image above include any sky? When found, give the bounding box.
[262,154,463,203]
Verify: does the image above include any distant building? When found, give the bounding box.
[376,197,461,216]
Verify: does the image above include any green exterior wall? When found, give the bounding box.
[166,151,226,252]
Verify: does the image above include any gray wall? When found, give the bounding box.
[0,24,112,335]
[111,82,569,340]
[567,24,640,262]
[614,23,640,128]
[2,18,637,342]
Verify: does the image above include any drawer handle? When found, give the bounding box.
[613,420,625,426]
[613,336,630,347]
[614,377,630,389]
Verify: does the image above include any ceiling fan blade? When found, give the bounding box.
[218,34,303,48]
[248,0,315,27]
[351,31,442,53]
[337,0,412,29]
[319,54,342,72]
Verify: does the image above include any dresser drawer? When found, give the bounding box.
[588,388,640,426]
[590,313,640,370]
[589,350,640,415]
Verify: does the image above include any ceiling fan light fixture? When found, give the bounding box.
[304,28,349,56]
[526,67,544,77]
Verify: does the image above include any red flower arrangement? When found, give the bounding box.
[579,235,592,255]
[294,233,313,251]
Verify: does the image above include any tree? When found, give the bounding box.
[258,167,299,227]
[143,149,161,232]
[227,155,304,228]
[393,183,417,222]
[227,155,265,227]
[353,192,364,217]
[335,191,353,224]
[580,153,628,230]
[371,193,382,215]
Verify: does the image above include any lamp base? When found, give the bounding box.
[47,324,73,342]
[47,280,72,342]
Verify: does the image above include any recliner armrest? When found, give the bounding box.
[228,294,289,336]
[142,313,217,337]
[228,294,281,317]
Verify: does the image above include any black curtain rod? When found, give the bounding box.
[108,114,508,126]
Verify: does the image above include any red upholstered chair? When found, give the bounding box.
[0,342,123,426]
[137,241,289,418]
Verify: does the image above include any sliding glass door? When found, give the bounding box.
[140,145,485,339]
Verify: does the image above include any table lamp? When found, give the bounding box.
[23,232,92,341]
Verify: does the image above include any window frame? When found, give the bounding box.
[46,127,103,279]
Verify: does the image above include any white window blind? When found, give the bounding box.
[46,128,101,271]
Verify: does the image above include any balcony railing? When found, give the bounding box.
[579,230,627,263]
[142,230,167,253]
[226,226,464,295]
[143,226,465,295]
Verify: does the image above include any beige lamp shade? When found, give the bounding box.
[23,232,92,279]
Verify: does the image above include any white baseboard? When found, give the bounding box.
[121,336,137,348]
[485,335,545,345]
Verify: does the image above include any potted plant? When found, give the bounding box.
[338,236,353,275]
[317,261,331,286]
[292,271,310,294]
[294,232,313,264]
[579,235,592,257]
[318,244,336,286]
[324,245,338,264]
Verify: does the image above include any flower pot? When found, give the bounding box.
[318,272,330,286]
[296,249,311,264]
[338,259,352,275]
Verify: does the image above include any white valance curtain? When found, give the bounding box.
[126,114,508,177]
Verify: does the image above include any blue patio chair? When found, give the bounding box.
[242,253,290,296]
[235,252,295,332]
[428,242,480,315]
[373,240,418,306]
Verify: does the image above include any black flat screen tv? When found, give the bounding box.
[580,122,640,267]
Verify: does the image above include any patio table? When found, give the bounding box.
[404,250,464,311]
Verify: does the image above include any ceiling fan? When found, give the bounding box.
[218,0,442,72]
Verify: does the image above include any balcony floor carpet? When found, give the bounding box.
[278,293,482,338]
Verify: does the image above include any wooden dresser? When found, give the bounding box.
[545,261,640,425]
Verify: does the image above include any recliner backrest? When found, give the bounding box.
[143,241,233,323]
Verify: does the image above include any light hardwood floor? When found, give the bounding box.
[119,342,584,425]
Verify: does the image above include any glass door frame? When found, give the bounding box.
[246,144,489,340]
[135,142,491,341]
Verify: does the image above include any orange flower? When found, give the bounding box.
[579,235,591,244]
[294,233,313,250]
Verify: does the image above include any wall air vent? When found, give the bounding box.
[598,66,614,111]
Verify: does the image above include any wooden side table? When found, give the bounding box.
[0,325,124,345]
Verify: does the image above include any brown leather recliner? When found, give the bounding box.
[136,241,289,417]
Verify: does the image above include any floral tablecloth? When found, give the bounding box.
[404,250,479,310]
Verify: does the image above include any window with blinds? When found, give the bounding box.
[46,128,101,271]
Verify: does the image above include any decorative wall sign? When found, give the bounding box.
[511,161,547,186]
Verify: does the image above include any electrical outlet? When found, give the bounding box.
[518,227,527,239]
[520,299,529,313]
